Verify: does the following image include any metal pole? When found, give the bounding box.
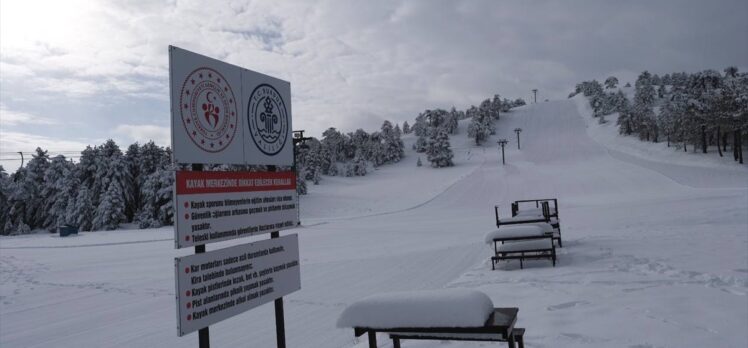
[271,231,286,348]
[266,164,287,348]
[192,163,210,348]
[18,152,24,168]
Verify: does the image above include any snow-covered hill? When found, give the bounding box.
[1,99,746,348]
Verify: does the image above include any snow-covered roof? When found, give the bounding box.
[336,289,494,329]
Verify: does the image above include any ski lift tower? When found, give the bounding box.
[497,139,508,165]
[514,128,522,149]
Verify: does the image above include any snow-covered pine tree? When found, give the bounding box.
[380,120,404,163]
[604,76,619,89]
[327,153,339,176]
[93,180,126,230]
[616,96,634,135]
[352,150,367,176]
[402,121,410,134]
[416,157,422,167]
[89,140,129,230]
[426,129,454,168]
[467,104,492,145]
[67,184,94,231]
[0,166,10,234]
[490,95,502,119]
[41,155,75,229]
[659,87,688,147]
[296,171,307,195]
[123,143,141,222]
[415,135,428,152]
[137,167,174,228]
[28,148,52,227]
[632,71,658,141]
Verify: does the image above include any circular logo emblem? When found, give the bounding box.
[179,67,238,153]
[248,84,289,156]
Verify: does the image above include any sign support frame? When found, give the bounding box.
[193,163,211,348]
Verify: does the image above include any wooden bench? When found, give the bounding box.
[502,199,563,247]
[353,308,522,348]
[390,327,525,348]
[491,238,556,269]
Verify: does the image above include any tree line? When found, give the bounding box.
[572,67,747,163]
[0,94,525,235]
[0,141,173,235]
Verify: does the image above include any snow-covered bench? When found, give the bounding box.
[498,199,563,247]
[485,224,557,269]
[512,198,560,225]
[338,289,524,348]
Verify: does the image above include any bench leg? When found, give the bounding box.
[517,333,524,348]
[507,332,516,348]
[392,336,401,348]
[368,331,377,348]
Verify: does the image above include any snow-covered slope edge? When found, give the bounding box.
[573,95,748,188]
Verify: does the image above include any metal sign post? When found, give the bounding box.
[170,46,301,348]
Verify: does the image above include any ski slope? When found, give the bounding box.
[1,99,746,348]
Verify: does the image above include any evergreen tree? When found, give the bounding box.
[93,181,126,230]
[41,155,75,229]
[426,129,454,168]
[415,135,428,153]
[0,166,11,234]
[137,168,174,228]
[467,104,492,145]
[123,143,141,221]
[402,121,410,134]
[380,120,404,163]
[67,184,94,231]
[604,76,619,89]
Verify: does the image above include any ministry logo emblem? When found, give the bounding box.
[179,67,238,153]
[248,84,289,156]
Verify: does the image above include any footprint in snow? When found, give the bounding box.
[547,300,589,311]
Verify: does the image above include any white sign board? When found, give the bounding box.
[169,46,293,166]
[174,170,299,249]
[175,234,301,336]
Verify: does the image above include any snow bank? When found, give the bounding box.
[484,225,547,244]
[336,289,494,329]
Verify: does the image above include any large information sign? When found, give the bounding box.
[175,234,301,336]
[174,170,298,249]
[169,46,294,166]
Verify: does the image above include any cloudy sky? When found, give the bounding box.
[1,0,746,171]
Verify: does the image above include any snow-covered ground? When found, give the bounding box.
[1,99,746,348]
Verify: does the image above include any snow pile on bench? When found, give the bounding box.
[484,225,548,244]
[499,215,547,224]
[497,239,553,252]
[525,222,555,233]
[337,289,494,329]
